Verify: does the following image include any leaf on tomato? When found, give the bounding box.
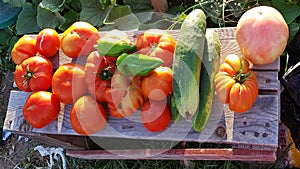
[80,0,110,26]
[37,5,66,29]
[39,0,65,13]
[16,3,41,35]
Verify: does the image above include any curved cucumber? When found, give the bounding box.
[193,29,221,132]
[172,9,207,119]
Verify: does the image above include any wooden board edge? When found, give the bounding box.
[66,148,277,162]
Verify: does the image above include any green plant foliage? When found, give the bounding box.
[37,4,65,28]
[79,0,110,26]
[16,3,41,35]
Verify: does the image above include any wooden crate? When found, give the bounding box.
[3,27,280,162]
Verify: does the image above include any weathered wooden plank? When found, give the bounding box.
[4,90,279,148]
[66,148,277,162]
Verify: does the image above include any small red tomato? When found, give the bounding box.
[36,28,60,58]
[141,100,171,132]
[23,91,60,128]
[70,96,107,136]
[142,67,173,101]
[14,56,53,92]
[11,36,37,65]
[52,63,88,104]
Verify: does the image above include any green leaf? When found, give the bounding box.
[39,0,65,13]
[288,22,300,44]
[80,0,110,26]
[123,0,152,13]
[138,19,181,30]
[270,0,300,24]
[0,29,13,45]
[16,3,41,35]
[99,0,111,9]
[281,4,300,24]
[106,5,132,22]
[102,5,140,30]
[2,0,25,7]
[65,0,81,12]
[59,10,79,31]
[37,4,66,29]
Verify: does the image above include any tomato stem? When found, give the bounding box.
[96,66,114,80]
[22,65,35,85]
[235,71,251,84]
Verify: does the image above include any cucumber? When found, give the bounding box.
[193,29,221,132]
[172,9,207,119]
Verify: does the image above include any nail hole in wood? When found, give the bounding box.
[243,121,247,125]
[265,123,270,127]
[215,126,226,138]
[122,125,134,129]
[240,131,246,135]
[254,132,259,137]
[266,79,271,83]
[262,133,268,137]
[8,120,12,128]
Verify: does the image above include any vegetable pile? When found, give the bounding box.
[11,6,289,136]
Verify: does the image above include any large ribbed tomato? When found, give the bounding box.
[14,56,53,92]
[105,71,145,118]
[214,54,258,113]
[236,6,289,65]
[136,29,176,67]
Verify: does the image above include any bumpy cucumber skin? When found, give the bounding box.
[193,30,221,132]
[172,9,207,119]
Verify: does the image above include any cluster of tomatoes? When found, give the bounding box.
[12,21,176,136]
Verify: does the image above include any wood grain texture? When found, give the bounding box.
[66,148,276,162]
[4,91,279,148]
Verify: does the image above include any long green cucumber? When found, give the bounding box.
[172,9,207,119]
[192,29,221,132]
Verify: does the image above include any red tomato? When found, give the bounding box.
[105,72,145,118]
[52,63,88,104]
[70,96,107,136]
[60,21,100,58]
[11,36,37,65]
[136,29,176,67]
[141,99,171,132]
[14,56,53,92]
[23,91,60,128]
[142,67,173,101]
[36,28,60,58]
[85,51,116,102]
